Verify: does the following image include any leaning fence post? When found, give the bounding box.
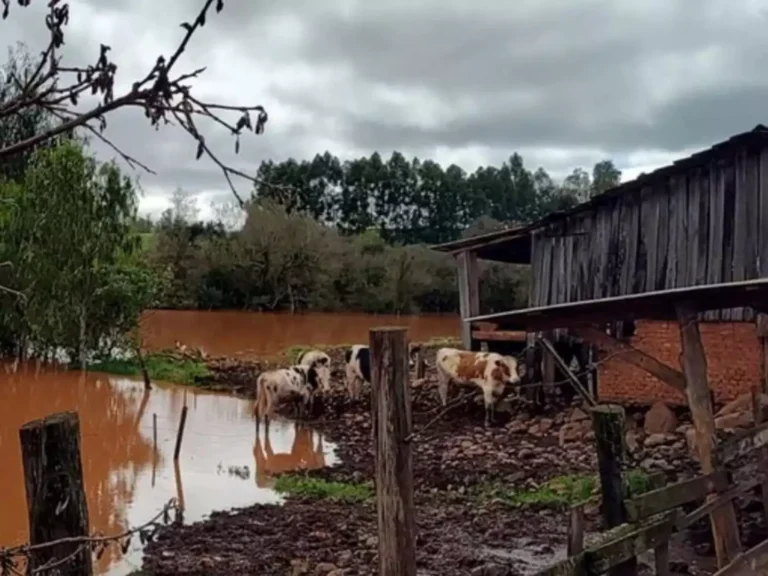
[591,403,637,576]
[370,327,416,576]
[174,405,188,461]
[19,411,93,576]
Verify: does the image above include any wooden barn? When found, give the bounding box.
[433,124,768,407]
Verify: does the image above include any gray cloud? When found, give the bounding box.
[3,0,768,217]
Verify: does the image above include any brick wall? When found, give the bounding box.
[598,320,763,406]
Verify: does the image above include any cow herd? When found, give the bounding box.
[254,344,524,427]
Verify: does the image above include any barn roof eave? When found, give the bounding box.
[466,278,768,331]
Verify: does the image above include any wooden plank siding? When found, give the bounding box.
[529,143,768,321]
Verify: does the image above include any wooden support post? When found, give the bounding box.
[174,405,188,461]
[370,327,416,576]
[567,504,585,556]
[676,305,741,567]
[415,348,426,380]
[19,411,93,576]
[456,250,480,350]
[590,404,636,576]
[540,337,597,407]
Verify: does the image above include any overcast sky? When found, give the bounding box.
[4,0,768,220]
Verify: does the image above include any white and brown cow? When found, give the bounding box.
[254,365,320,424]
[296,349,332,392]
[435,347,522,426]
[344,342,422,399]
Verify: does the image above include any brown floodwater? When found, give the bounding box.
[0,362,336,576]
[139,310,460,359]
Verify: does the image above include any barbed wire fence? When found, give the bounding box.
[0,499,178,576]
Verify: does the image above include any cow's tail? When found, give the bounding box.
[344,347,353,365]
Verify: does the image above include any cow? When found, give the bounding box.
[434,347,522,426]
[344,342,422,399]
[296,349,332,392]
[254,365,321,425]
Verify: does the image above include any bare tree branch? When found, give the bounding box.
[0,0,274,207]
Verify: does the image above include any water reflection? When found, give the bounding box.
[0,363,337,576]
[254,423,327,488]
[140,309,459,359]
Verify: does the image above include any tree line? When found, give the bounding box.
[143,153,622,315]
[252,151,622,245]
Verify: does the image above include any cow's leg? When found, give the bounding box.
[483,387,495,427]
[436,369,449,407]
[345,364,357,400]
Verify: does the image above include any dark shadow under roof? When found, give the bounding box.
[466,278,768,331]
[431,124,768,264]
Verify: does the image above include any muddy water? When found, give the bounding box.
[139,310,460,359]
[0,363,336,576]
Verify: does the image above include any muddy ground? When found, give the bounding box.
[142,346,756,576]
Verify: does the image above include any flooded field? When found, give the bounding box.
[0,362,336,576]
[139,309,460,359]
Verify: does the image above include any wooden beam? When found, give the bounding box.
[585,512,676,575]
[540,337,596,406]
[457,251,480,350]
[573,326,686,392]
[676,305,742,567]
[713,539,768,576]
[624,470,728,523]
[471,330,528,342]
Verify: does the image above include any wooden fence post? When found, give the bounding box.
[173,405,188,461]
[591,404,636,576]
[567,504,585,556]
[415,348,426,380]
[370,327,416,576]
[19,411,93,576]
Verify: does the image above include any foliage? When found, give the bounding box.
[89,353,211,385]
[0,43,55,182]
[474,475,598,508]
[474,469,650,508]
[0,139,164,362]
[0,0,269,205]
[144,196,528,314]
[273,474,373,503]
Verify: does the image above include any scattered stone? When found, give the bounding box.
[714,411,753,431]
[644,401,677,435]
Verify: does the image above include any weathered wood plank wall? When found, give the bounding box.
[530,143,768,322]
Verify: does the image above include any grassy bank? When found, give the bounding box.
[473,469,652,509]
[274,475,373,503]
[88,353,211,385]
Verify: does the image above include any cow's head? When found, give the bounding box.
[312,356,332,392]
[408,343,422,370]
